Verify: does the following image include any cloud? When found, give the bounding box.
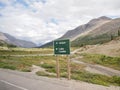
[0,0,120,45]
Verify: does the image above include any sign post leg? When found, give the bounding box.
[67,55,71,80]
[56,55,60,78]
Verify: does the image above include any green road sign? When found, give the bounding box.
[54,39,70,55]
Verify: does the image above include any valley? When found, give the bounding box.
[0,42,120,87]
[0,16,120,90]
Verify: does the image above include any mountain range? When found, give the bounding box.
[0,32,36,48]
[0,16,120,48]
[40,16,120,47]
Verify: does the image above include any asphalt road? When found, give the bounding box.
[0,69,71,90]
[0,69,120,90]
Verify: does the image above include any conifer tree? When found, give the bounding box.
[110,35,113,40]
[118,30,120,36]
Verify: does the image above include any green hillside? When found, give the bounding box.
[72,30,120,47]
[0,40,17,48]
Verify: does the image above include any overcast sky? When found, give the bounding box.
[0,0,120,44]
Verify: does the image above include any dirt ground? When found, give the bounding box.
[79,37,120,57]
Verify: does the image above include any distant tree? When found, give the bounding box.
[117,27,120,36]
[80,43,84,47]
[118,30,120,36]
[7,44,17,48]
[110,35,114,40]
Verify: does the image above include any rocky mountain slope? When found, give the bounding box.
[61,16,111,41]
[0,32,36,48]
[40,16,119,47]
[72,17,120,47]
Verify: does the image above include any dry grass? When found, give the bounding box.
[0,47,120,86]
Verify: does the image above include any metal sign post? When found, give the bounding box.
[54,39,71,80]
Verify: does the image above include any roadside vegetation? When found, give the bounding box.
[0,48,53,55]
[80,53,120,70]
[0,48,120,86]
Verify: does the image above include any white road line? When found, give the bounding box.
[0,80,28,90]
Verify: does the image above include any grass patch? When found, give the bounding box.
[71,70,120,86]
[46,68,56,73]
[21,67,31,72]
[0,61,16,70]
[40,63,55,69]
[0,48,120,86]
[81,53,120,70]
[36,71,49,76]
[36,71,55,78]
[0,48,53,55]
[2,65,16,70]
[111,76,120,86]
[0,55,56,71]
[40,63,56,73]
[71,70,110,86]
[61,72,67,78]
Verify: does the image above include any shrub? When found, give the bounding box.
[2,65,16,70]
[111,76,120,86]
[36,71,55,77]
[21,68,31,72]
[40,63,55,69]
[36,71,49,76]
